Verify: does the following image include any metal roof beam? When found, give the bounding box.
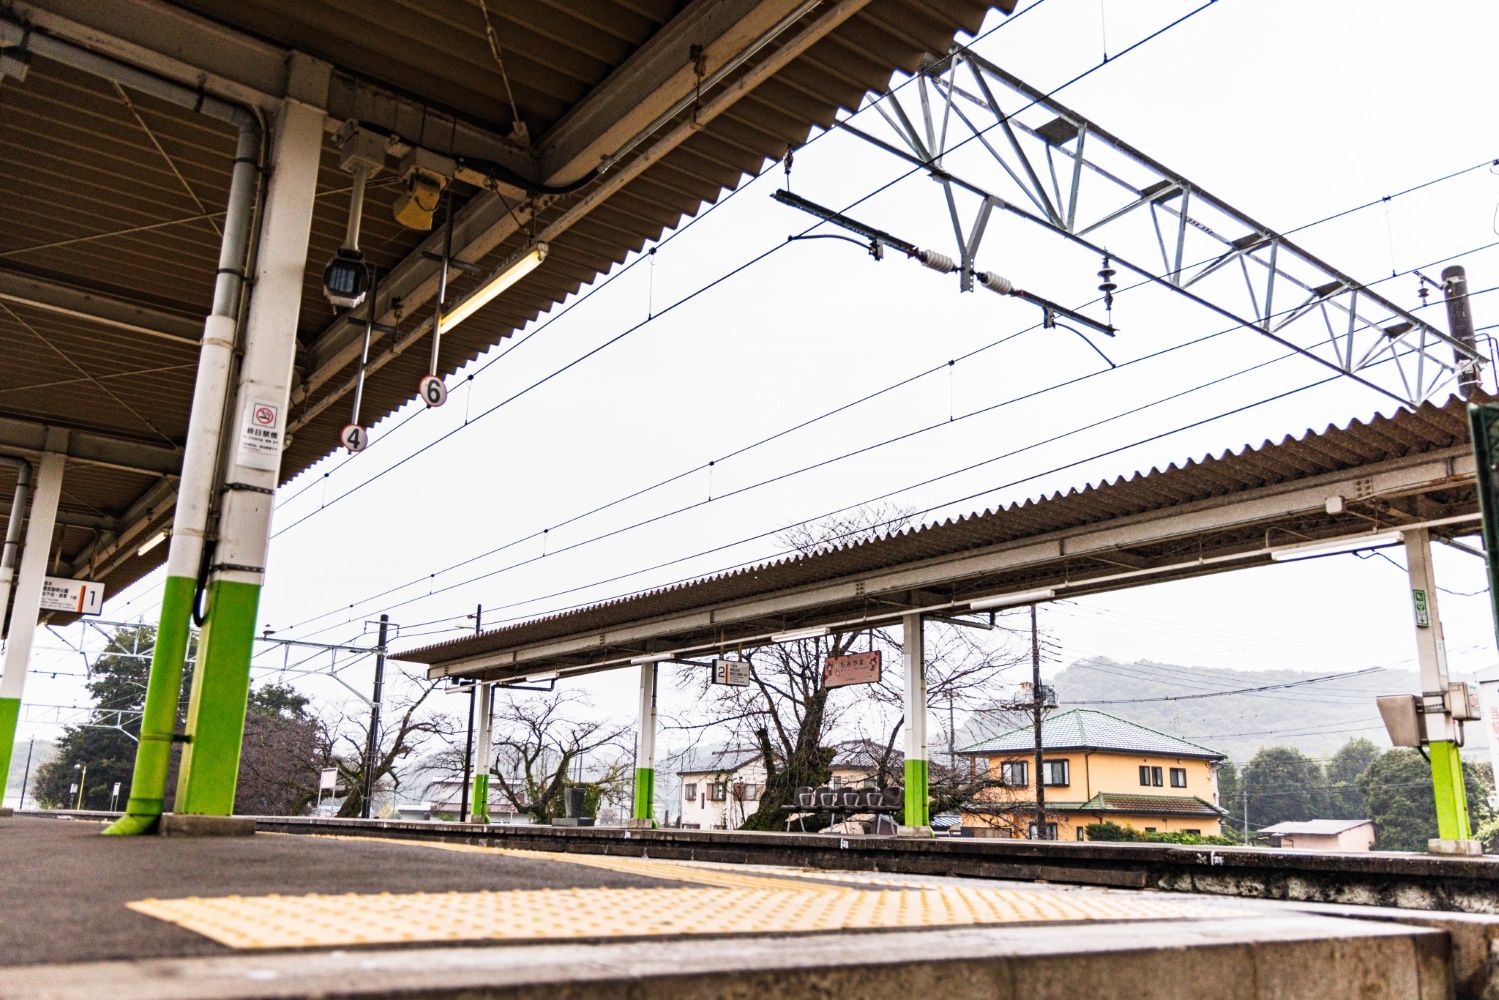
[537,0,815,186]
[0,414,181,476]
[420,447,1474,679]
[292,0,876,436]
[0,269,202,347]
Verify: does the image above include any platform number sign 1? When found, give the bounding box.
[419,374,447,408]
[339,424,367,453]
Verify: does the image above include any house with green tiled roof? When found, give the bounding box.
[956,709,1228,840]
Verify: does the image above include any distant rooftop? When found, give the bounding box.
[959,709,1224,760]
[1259,819,1373,836]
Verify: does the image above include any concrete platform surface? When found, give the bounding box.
[0,816,1469,999]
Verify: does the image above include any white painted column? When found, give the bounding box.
[0,443,65,803]
[470,682,493,822]
[901,612,930,832]
[631,664,658,825]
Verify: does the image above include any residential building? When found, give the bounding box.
[957,709,1226,839]
[1258,819,1375,852]
[673,743,884,830]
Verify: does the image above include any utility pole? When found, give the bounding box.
[1241,782,1249,846]
[1444,266,1480,398]
[1031,604,1046,840]
[459,604,480,823]
[361,614,388,819]
[17,737,33,811]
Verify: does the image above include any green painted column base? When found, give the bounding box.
[175,578,261,816]
[631,766,655,824]
[903,757,929,829]
[106,574,197,836]
[0,696,21,806]
[1429,739,1472,841]
[470,772,490,823]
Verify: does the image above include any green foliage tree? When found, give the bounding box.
[1241,746,1326,830]
[33,626,154,808]
[1324,738,1381,820]
[1215,760,1240,836]
[1358,748,1491,851]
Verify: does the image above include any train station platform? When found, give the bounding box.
[6,814,1496,999]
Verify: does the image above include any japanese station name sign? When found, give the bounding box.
[40,576,105,616]
[822,650,882,690]
[712,658,751,687]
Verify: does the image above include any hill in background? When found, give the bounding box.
[959,656,1489,764]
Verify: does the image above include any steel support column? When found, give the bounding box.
[631,664,658,825]
[1405,527,1473,841]
[901,612,930,833]
[173,97,323,816]
[470,682,493,824]
[0,444,65,802]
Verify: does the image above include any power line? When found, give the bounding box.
[286,242,1499,641]
[266,0,1230,546]
[1070,666,1382,704]
[271,160,1499,638]
[271,0,1057,514]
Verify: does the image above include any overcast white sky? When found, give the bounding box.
[17,0,1499,766]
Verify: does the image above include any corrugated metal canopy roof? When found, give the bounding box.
[0,0,1001,607]
[403,393,1483,675]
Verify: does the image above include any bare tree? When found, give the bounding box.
[669,506,1028,831]
[321,670,456,818]
[427,690,632,823]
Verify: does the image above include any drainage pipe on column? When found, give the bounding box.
[0,456,32,637]
[0,26,281,833]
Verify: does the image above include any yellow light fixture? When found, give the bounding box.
[438,243,548,335]
[136,530,168,557]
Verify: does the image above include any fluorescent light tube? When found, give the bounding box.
[1270,532,1402,562]
[136,530,167,556]
[969,588,1056,611]
[770,626,829,643]
[629,654,674,665]
[524,670,559,683]
[438,243,548,335]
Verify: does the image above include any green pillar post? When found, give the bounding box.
[631,664,657,826]
[901,612,931,832]
[172,93,324,816]
[469,682,492,823]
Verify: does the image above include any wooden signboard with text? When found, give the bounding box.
[822,650,882,689]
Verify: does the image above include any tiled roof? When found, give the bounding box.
[670,746,760,776]
[959,709,1224,759]
[1075,792,1224,817]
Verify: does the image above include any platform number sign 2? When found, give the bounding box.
[419,374,447,408]
[339,424,368,453]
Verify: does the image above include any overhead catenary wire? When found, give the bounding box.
[277,239,1499,640]
[266,0,1231,546]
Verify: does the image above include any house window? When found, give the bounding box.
[1027,821,1059,840]
[1183,829,1200,836]
[974,756,990,777]
[1139,765,1163,787]
[830,775,842,788]
[1041,759,1070,787]
[1076,826,1086,841]
[1144,827,1157,833]
[735,783,760,801]
[1170,767,1187,788]
[709,782,727,801]
[1000,761,1028,788]
[684,782,697,801]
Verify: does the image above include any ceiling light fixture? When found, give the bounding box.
[969,588,1056,611]
[438,243,548,335]
[1270,532,1403,563]
[770,626,829,643]
[136,530,168,557]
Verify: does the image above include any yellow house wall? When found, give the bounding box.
[962,750,1222,838]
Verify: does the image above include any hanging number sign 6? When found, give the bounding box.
[419,374,447,408]
[339,423,368,453]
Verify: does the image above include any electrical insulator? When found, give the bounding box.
[918,249,957,274]
[977,271,1014,295]
[1098,254,1117,312]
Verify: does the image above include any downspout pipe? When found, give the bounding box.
[0,455,32,639]
[5,20,271,834]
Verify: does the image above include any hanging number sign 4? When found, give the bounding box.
[340,423,368,453]
[419,374,447,408]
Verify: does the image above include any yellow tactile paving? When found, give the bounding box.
[274,832,851,891]
[127,885,1255,951]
